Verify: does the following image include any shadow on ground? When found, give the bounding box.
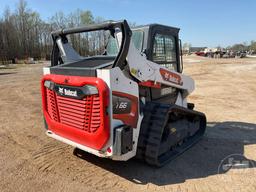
[0,72,17,76]
[74,121,256,186]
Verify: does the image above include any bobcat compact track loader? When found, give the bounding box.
[41,20,206,167]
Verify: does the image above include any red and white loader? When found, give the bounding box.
[41,20,206,166]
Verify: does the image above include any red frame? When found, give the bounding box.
[139,80,161,88]
[41,74,110,150]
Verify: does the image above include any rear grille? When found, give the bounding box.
[45,88,101,133]
[46,89,59,122]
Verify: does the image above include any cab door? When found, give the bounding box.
[147,25,181,103]
[147,25,181,72]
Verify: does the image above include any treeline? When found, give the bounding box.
[0,0,107,64]
[184,41,256,53]
[2,0,255,64]
[227,41,256,52]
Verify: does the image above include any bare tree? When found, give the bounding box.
[0,0,140,64]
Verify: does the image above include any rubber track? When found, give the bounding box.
[136,102,206,167]
[136,102,168,163]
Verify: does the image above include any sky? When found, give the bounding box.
[0,0,256,47]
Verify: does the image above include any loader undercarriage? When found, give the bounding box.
[136,102,206,167]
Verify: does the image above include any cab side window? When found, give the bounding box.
[132,30,143,51]
[152,33,177,71]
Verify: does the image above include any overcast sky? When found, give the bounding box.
[1,0,256,47]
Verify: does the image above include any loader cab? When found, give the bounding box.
[132,24,182,103]
[133,24,182,73]
[106,24,182,73]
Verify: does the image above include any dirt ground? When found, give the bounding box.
[0,56,256,192]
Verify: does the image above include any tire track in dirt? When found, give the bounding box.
[32,142,70,173]
[31,140,129,191]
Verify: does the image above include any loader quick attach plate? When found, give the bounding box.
[136,102,206,167]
